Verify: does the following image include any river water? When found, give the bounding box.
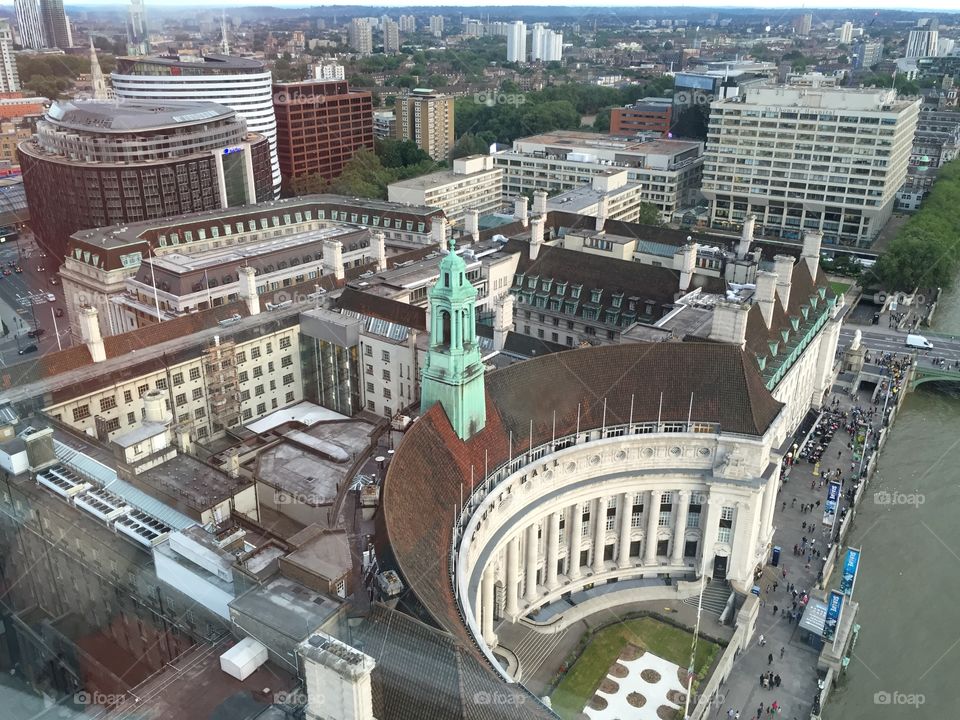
[825,285,960,719]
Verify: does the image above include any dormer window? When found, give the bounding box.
[527,276,538,289]
[556,281,568,295]
[612,293,623,309]
[590,288,602,303]
[571,284,582,299]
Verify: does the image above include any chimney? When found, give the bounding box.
[300,633,376,720]
[595,195,608,232]
[754,270,777,328]
[322,239,345,281]
[372,231,387,272]
[493,293,514,351]
[175,426,193,455]
[709,300,750,348]
[801,230,822,277]
[464,209,479,240]
[532,189,548,216]
[773,255,794,309]
[143,389,167,424]
[529,215,545,260]
[514,196,528,227]
[223,447,240,479]
[239,266,260,316]
[431,216,448,247]
[79,306,106,363]
[677,240,698,292]
[738,214,756,259]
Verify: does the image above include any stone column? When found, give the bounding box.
[759,475,777,542]
[617,492,633,569]
[505,535,520,617]
[591,495,606,574]
[671,490,691,566]
[545,512,560,590]
[644,489,661,565]
[524,523,539,603]
[568,502,582,580]
[700,495,723,576]
[481,564,497,647]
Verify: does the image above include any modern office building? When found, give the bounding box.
[506,21,526,63]
[610,98,672,137]
[495,131,704,221]
[272,79,373,191]
[127,0,149,55]
[111,53,281,198]
[348,18,373,55]
[14,0,46,49]
[388,155,503,224]
[0,20,20,92]
[18,100,272,260]
[382,19,400,54]
[530,23,562,62]
[906,18,939,59]
[701,84,920,247]
[429,15,444,37]
[395,88,455,161]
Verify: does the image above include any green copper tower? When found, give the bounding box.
[420,238,486,441]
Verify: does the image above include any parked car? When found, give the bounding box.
[27,328,45,338]
[49,277,59,286]
[45,292,55,302]
[36,265,45,272]
[55,308,64,318]
[14,266,22,273]
[18,344,37,355]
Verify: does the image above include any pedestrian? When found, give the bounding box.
[791,497,796,508]
[775,674,781,688]
[728,709,736,719]
[768,652,773,665]
[773,605,778,615]
[780,646,785,659]
[758,633,765,646]
[782,501,786,511]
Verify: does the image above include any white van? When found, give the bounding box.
[905,334,934,350]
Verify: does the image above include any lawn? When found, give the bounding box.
[550,616,720,720]
[829,281,852,297]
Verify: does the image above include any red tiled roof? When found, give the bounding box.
[381,342,782,663]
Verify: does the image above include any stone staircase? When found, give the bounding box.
[510,626,569,682]
[682,580,732,616]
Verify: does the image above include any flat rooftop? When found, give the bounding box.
[230,575,342,641]
[511,130,701,156]
[103,637,297,720]
[547,180,642,213]
[149,225,362,274]
[255,420,374,506]
[138,451,252,513]
[46,99,234,133]
[388,164,500,191]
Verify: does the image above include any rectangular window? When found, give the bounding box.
[718,506,734,543]
[155,378,167,390]
[285,391,295,403]
[251,347,261,360]
[239,371,249,383]
[189,367,201,381]
[72,405,91,421]
[175,393,187,406]
[195,407,206,419]
[172,372,183,385]
[137,384,149,397]
[382,369,391,381]
[283,373,294,386]
[236,351,246,364]
[127,412,136,425]
[253,366,263,378]
[381,350,390,362]
[280,337,292,350]
[256,403,266,415]
[99,397,117,412]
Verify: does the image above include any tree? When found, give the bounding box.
[593,108,611,133]
[287,173,329,198]
[451,133,489,159]
[635,202,663,227]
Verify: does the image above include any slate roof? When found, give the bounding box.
[505,237,725,326]
[352,604,554,720]
[337,287,427,331]
[380,342,782,673]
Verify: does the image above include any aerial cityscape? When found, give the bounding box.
[0,2,957,720]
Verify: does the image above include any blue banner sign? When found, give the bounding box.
[823,590,844,642]
[840,548,861,597]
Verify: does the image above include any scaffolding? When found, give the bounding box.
[203,338,241,434]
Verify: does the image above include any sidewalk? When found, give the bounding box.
[718,382,883,719]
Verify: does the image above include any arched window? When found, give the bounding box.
[440,310,451,347]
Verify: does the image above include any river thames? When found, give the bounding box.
[825,285,960,719]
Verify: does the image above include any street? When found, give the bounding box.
[0,231,72,367]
